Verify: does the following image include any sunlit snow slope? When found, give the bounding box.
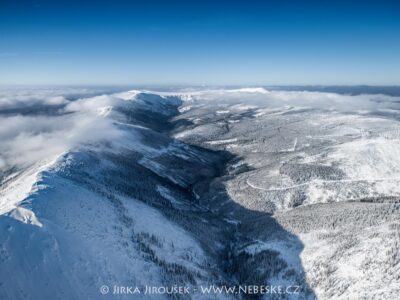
[170,87,400,300]
[0,89,229,300]
[1,87,400,300]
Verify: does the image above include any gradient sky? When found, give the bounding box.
[0,0,399,85]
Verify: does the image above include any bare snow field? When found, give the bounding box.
[0,87,399,299]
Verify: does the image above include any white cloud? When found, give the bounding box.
[0,88,126,170]
[0,87,122,111]
[171,87,400,111]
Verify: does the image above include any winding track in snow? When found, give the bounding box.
[246,177,400,192]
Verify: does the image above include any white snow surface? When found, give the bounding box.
[0,167,207,299]
[2,87,400,299]
[0,89,216,300]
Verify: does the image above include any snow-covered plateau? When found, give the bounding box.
[0,87,399,299]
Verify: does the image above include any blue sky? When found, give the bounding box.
[0,0,399,85]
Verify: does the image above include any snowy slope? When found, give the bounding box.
[171,87,400,299]
[0,89,227,300]
[1,87,400,300]
[0,161,210,300]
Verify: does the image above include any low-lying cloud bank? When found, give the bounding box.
[0,88,126,171]
[1,86,399,172]
[167,87,400,111]
[0,87,128,111]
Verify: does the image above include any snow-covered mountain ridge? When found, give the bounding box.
[0,90,230,299]
[1,87,399,299]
